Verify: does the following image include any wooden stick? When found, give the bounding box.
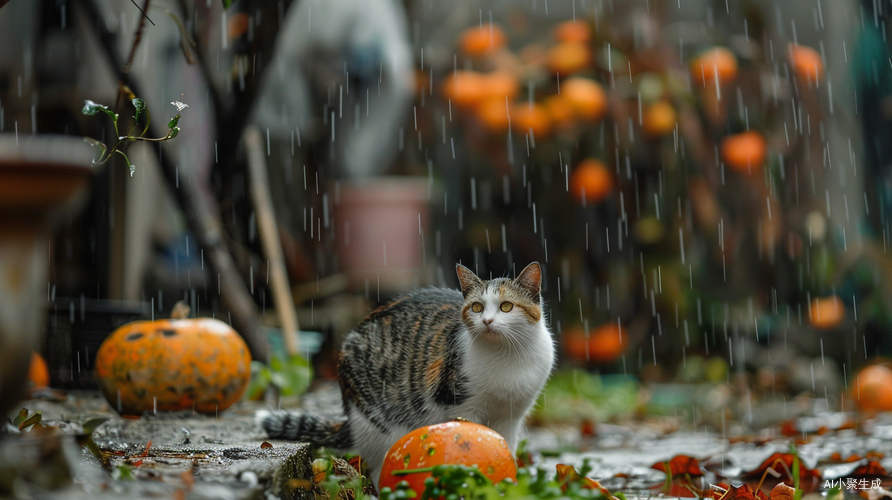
[244,126,300,356]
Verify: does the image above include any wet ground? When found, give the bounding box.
[3,384,892,499]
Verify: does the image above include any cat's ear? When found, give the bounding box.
[515,262,542,296]
[455,264,483,296]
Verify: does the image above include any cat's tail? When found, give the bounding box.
[255,410,352,448]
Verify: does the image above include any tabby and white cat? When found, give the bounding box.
[257,262,555,485]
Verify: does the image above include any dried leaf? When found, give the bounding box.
[652,455,704,476]
[769,482,796,500]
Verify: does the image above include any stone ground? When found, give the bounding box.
[3,384,892,499]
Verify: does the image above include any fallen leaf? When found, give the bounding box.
[743,452,821,486]
[556,463,615,498]
[769,482,796,500]
[851,460,888,478]
[652,455,704,476]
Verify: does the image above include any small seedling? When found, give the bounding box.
[82,95,186,177]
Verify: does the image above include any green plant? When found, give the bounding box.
[82,96,186,176]
[245,354,314,399]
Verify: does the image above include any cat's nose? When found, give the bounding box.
[482,318,493,325]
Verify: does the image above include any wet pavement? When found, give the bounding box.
[4,384,892,499]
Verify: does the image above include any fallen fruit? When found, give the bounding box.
[94,301,252,417]
[379,420,517,495]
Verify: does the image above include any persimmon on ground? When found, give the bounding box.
[720,130,767,174]
[569,158,614,205]
[379,421,517,495]
[94,302,252,417]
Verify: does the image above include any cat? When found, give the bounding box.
[257,262,555,486]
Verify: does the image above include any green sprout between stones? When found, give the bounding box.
[82,97,186,177]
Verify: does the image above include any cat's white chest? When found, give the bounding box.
[456,323,554,445]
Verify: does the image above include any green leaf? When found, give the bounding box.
[83,137,108,161]
[221,0,233,9]
[131,98,146,123]
[81,416,111,435]
[18,412,42,430]
[168,114,180,130]
[114,464,135,480]
[12,408,28,426]
[168,126,180,139]
[82,100,117,122]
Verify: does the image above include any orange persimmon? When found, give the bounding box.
[720,130,767,174]
[554,20,591,44]
[379,421,517,494]
[459,24,507,57]
[547,42,591,77]
[560,77,608,122]
[642,100,677,138]
[808,295,845,329]
[854,364,892,413]
[94,302,251,417]
[569,158,613,204]
[690,47,738,86]
[28,351,50,388]
[788,43,824,83]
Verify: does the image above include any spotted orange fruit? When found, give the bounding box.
[720,130,767,174]
[379,421,517,495]
[94,302,252,417]
[569,158,613,204]
[690,47,738,86]
[459,24,507,57]
[788,43,824,83]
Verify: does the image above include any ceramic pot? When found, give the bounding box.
[334,177,430,292]
[0,134,94,418]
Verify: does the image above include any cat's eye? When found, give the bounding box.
[471,302,484,313]
[500,301,514,312]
